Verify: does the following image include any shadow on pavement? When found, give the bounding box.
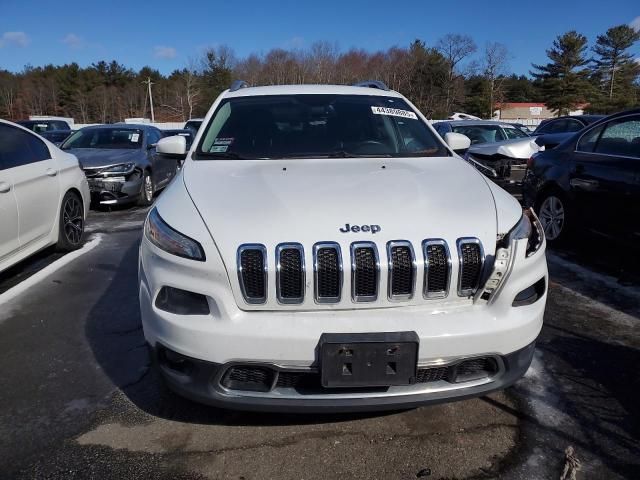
[84,241,394,427]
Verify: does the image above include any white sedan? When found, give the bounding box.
[0,120,90,273]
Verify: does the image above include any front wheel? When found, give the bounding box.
[56,191,85,251]
[536,193,569,243]
[137,170,154,206]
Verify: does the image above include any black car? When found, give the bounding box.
[532,115,604,135]
[17,119,71,132]
[61,124,178,207]
[523,109,640,243]
[17,119,72,145]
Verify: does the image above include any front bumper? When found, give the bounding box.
[86,174,142,205]
[152,340,536,412]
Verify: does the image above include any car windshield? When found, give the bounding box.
[503,125,530,139]
[19,121,54,133]
[62,128,143,150]
[451,125,506,145]
[195,94,448,160]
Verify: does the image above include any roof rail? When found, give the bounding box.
[353,80,390,91]
[229,80,250,92]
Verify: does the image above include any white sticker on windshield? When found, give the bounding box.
[130,133,140,142]
[210,145,228,153]
[371,106,418,120]
[214,137,234,145]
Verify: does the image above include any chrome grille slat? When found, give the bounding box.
[423,239,451,299]
[313,242,342,303]
[276,243,305,304]
[351,242,379,302]
[237,244,267,304]
[457,238,485,297]
[387,241,416,301]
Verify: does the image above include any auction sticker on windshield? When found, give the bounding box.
[130,133,140,142]
[371,106,418,120]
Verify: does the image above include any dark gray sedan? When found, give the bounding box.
[61,124,177,206]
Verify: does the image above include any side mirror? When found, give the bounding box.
[444,132,471,154]
[156,135,187,159]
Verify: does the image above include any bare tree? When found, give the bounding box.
[483,42,509,118]
[436,34,477,114]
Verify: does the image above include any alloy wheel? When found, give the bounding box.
[63,196,84,245]
[538,195,565,241]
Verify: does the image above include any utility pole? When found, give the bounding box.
[143,77,155,123]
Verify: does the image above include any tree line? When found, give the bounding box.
[0,24,638,123]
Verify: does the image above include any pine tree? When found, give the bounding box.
[590,24,640,113]
[531,31,591,116]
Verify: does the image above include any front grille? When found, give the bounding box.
[388,241,415,300]
[276,244,305,304]
[415,366,449,383]
[351,243,379,302]
[238,245,267,304]
[458,239,484,296]
[423,240,450,298]
[237,238,484,305]
[314,243,342,303]
[221,366,275,392]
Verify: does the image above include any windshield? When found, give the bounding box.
[503,125,530,139]
[452,125,506,145]
[62,128,143,150]
[195,94,448,159]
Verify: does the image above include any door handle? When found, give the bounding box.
[46,168,58,177]
[0,182,11,193]
[570,178,599,190]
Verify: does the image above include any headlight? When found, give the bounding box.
[506,208,543,257]
[144,208,205,261]
[102,162,135,174]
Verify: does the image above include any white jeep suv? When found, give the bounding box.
[139,81,547,412]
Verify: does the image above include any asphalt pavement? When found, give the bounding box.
[0,206,638,479]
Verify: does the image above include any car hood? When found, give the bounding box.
[183,157,521,268]
[65,148,142,169]
[468,137,540,160]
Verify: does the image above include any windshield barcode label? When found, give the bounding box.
[371,106,418,120]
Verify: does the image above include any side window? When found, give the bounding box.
[548,119,568,133]
[536,121,553,134]
[565,119,584,133]
[0,124,51,170]
[576,125,604,153]
[594,117,640,158]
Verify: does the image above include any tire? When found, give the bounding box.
[137,170,154,207]
[535,191,571,244]
[56,191,85,252]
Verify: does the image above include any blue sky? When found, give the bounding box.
[1,0,638,76]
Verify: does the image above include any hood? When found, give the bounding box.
[468,137,540,160]
[66,148,142,169]
[183,157,516,266]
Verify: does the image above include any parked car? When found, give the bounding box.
[61,124,177,207]
[184,118,203,135]
[16,119,73,146]
[434,120,531,146]
[17,119,71,132]
[139,80,547,412]
[40,129,73,146]
[524,109,640,243]
[0,120,89,273]
[162,129,194,150]
[465,137,541,196]
[532,115,604,135]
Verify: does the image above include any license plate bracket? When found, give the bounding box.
[320,332,419,388]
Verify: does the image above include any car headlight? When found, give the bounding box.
[102,162,135,174]
[144,208,206,261]
[506,208,543,257]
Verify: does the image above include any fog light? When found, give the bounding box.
[155,286,210,315]
[158,346,193,375]
[512,277,546,307]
